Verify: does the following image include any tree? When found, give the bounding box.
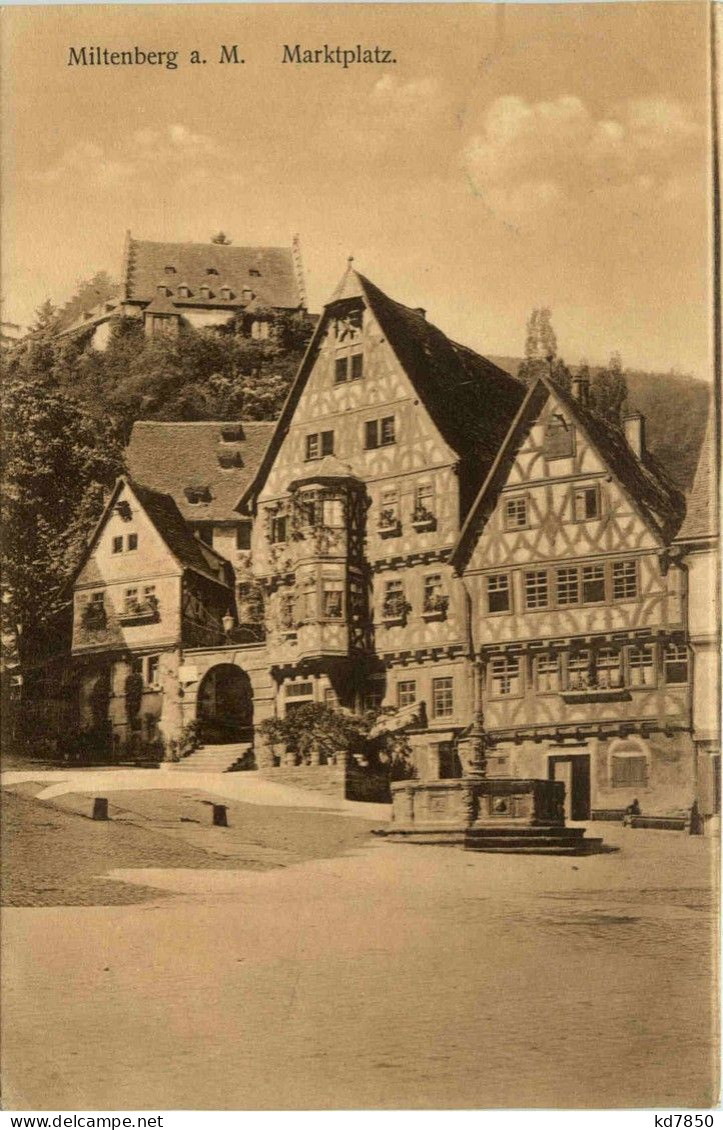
[1,338,124,663]
[518,307,565,385]
[591,352,628,422]
[210,232,232,245]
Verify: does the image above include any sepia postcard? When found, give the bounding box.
[0,0,720,1115]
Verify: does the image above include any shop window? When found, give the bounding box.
[487,573,510,614]
[491,657,521,697]
[524,569,548,609]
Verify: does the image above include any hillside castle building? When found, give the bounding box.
[37,262,720,823]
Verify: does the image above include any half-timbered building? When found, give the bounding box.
[237,261,526,772]
[451,370,689,819]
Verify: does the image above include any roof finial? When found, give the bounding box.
[347,254,354,265]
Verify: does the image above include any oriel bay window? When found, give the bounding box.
[487,573,510,614]
[490,656,521,697]
[322,580,344,620]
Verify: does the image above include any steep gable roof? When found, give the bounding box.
[71,477,233,590]
[126,421,275,522]
[452,373,687,571]
[124,239,303,310]
[675,407,719,543]
[237,265,526,511]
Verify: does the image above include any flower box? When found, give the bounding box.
[411,509,436,532]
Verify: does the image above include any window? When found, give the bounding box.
[112,536,123,554]
[164,265,176,275]
[184,485,211,504]
[536,654,560,693]
[379,488,399,531]
[611,754,648,787]
[398,680,417,708]
[146,655,160,687]
[206,267,219,275]
[236,523,251,551]
[525,570,548,609]
[335,357,348,384]
[413,483,435,520]
[544,413,574,459]
[383,579,406,619]
[596,647,622,688]
[365,417,396,449]
[582,563,606,604]
[286,681,314,699]
[487,573,510,614]
[491,657,521,697]
[324,687,339,708]
[664,642,689,684]
[556,566,579,606]
[350,352,363,381]
[249,268,261,278]
[574,485,600,521]
[124,587,138,612]
[629,644,655,687]
[279,592,295,630]
[364,680,385,711]
[322,499,344,528]
[567,650,591,690]
[337,352,364,382]
[432,677,454,718]
[218,451,243,469]
[127,533,138,551]
[505,496,528,530]
[305,431,334,460]
[270,515,287,544]
[613,560,637,600]
[322,580,343,619]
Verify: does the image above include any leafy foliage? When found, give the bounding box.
[590,351,628,421]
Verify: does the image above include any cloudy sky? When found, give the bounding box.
[1,2,713,377]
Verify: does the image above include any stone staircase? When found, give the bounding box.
[167,742,252,774]
[378,823,604,855]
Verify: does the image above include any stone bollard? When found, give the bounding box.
[92,797,109,821]
[212,803,228,827]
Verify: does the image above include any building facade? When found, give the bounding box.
[57,264,717,819]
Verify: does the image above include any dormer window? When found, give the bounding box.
[157,284,170,297]
[184,485,212,504]
[200,284,212,299]
[177,283,191,298]
[242,287,254,301]
[218,451,243,469]
[206,267,219,276]
[221,425,244,443]
[220,285,233,300]
[164,266,176,275]
[249,268,261,277]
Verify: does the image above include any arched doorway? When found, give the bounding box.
[196,664,253,744]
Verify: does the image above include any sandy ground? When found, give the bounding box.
[1,771,719,1111]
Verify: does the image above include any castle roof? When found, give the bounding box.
[126,420,276,522]
[238,264,526,510]
[124,237,304,310]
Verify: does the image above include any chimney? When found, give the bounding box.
[571,371,590,405]
[623,411,645,459]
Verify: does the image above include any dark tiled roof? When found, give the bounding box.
[452,374,687,570]
[238,266,526,511]
[125,240,302,309]
[128,480,231,585]
[126,421,275,522]
[676,408,719,542]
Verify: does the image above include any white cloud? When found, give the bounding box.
[463,94,704,222]
[35,141,132,188]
